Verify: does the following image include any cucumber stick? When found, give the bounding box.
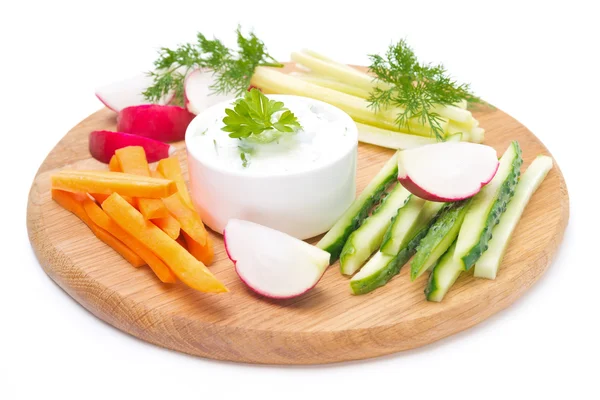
[340,185,411,275]
[380,196,426,255]
[455,141,523,269]
[317,151,399,263]
[350,222,430,295]
[425,242,465,302]
[380,198,445,256]
[474,155,553,279]
[410,200,471,281]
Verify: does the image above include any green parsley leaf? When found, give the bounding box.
[222,88,302,141]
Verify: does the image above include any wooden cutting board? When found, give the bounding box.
[27,65,569,364]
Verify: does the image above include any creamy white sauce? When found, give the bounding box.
[187,96,356,176]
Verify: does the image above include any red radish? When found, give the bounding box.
[116,104,195,142]
[95,74,174,112]
[89,130,175,163]
[397,142,499,202]
[184,69,235,115]
[224,219,330,299]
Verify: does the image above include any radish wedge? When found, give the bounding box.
[184,69,235,115]
[224,219,330,299]
[474,155,553,279]
[95,74,173,112]
[398,142,499,202]
[89,130,175,163]
[117,105,195,142]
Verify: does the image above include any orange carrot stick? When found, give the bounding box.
[109,155,121,172]
[162,193,208,246]
[182,231,214,266]
[90,192,135,207]
[102,193,227,293]
[157,157,195,210]
[51,189,144,267]
[83,198,176,283]
[176,235,188,249]
[115,147,169,219]
[152,216,181,239]
[51,170,177,198]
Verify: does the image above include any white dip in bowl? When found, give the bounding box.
[185,94,357,239]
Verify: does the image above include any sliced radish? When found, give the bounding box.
[184,69,236,115]
[95,74,174,112]
[89,130,175,163]
[397,142,499,202]
[116,104,195,142]
[224,219,330,299]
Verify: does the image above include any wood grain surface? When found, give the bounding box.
[27,65,569,364]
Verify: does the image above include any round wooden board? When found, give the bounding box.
[27,65,569,365]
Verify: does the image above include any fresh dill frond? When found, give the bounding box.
[368,39,481,140]
[143,26,283,106]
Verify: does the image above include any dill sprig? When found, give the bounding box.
[368,40,481,140]
[143,26,283,106]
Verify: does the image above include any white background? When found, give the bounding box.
[1,1,598,399]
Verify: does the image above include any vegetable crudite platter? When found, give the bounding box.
[27,29,569,364]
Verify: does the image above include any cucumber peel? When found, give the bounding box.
[317,151,399,263]
[425,242,465,302]
[455,141,523,269]
[340,184,411,275]
[380,196,426,256]
[350,223,430,295]
[410,200,471,281]
[474,155,553,279]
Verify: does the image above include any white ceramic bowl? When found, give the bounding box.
[185,95,358,240]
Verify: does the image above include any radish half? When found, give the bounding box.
[397,142,499,202]
[116,104,196,142]
[95,74,174,112]
[89,130,175,163]
[224,219,330,299]
[184,69,236,115]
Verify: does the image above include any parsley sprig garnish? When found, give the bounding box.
[368,40,481,140]
[222,88,302,142]
[143,27,283,106]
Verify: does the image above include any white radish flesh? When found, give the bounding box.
[224,219,330,299]
[397,142,499,202]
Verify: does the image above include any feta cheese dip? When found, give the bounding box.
[185,95,358,239]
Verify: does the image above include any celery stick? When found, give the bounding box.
[251,67,446,137]
[301,49,358,72]
[470,127,485,143]
[294,74,371,99]
[455,99,468,109]
[291,50,475,127]
[447,122,473,142]
[356,123,438,149]
[431,104,474,124]
[291,51,381,93]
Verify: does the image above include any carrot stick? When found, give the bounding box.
[162,193,208,246]
[51,170,177,198]
[152,216,181,239]
[83,198,177,283]
[109,155,121,172]
[102,193,227,293]
[90,192,136,207]
[182,231,214,266]
[157,157,195,210]
[176,235,188,249]
[115,146,169,219]
[51,189,144,267]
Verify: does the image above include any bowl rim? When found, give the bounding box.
[185,94,358,179]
